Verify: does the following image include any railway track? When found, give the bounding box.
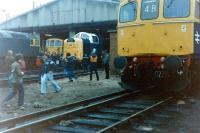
[0,90,132,133]
[0,70,89,85]
[47,94,173,133]
[0,88,178,133]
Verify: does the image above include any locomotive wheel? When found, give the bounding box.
[121,67,137,90]
[162,66,191,92]
[190,62,200,92]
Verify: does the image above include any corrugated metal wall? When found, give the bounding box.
[0,0,119,30]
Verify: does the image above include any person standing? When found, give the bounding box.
[19,56,26,71]
[82,54,89,72]
[40,54,61,96]
[64,53,77,82]
[89,52,99,81]
[2,53,25,109]
[5,50,15,71]
[102,50,110,79]
[5,50,15,87]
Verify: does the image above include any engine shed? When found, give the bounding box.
[0,0,119,52]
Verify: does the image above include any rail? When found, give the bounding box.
[0,90,132,133]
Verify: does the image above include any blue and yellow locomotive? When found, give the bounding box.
[64,32,101,61]
[115,0,200,91]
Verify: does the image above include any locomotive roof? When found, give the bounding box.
[0,30,29,39]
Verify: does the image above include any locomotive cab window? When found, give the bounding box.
[50,40,54,47]
[164,0,190,18]
[46,40,50,47]
[141,0,159,20]
[55,40,62,47]
[92,36,99,44]
[81,33,89,40]
[195,1,200,19]
[119,2,137,23]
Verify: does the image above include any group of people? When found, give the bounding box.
[1,49,110,109]
[2,50,26,109]
[64,50,110,81]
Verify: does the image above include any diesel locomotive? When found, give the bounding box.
[0,30,39,72]
[45,38,63,55]
[115,0,200,91]
[64,32,101,60]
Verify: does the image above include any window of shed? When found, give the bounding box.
[141,0,159,20]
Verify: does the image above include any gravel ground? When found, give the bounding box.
[0,72,200,133]
[162,92,200,133]
[0,71,123,120]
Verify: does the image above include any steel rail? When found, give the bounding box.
[0,90,135,133]
[97,97,172,133]
[0,70,89,85]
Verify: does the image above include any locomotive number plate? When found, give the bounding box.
[155,71,164,78]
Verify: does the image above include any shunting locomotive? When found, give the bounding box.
[115,0,200,91]
[45,38,63,56]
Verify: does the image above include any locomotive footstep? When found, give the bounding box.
[133,125,154,132]
[118,82,137,91]
[59,120,74,126]
[187,98,196,104]
[176,100,186,105]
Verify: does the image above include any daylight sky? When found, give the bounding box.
[0,0,54,22]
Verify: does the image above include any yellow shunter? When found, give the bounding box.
[45,38,63,55]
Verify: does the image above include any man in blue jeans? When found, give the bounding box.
[40,54,61,96]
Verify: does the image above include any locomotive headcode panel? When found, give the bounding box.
[194,0,200,53]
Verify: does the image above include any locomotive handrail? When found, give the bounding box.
[153,20,194,25]
[118,23,145,28]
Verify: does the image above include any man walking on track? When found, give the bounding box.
[40,54,61,96]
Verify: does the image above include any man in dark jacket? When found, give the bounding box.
[64,53,77,82]
[102,50,110,79]
[82,54,89,72]
[89,52,99,81]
